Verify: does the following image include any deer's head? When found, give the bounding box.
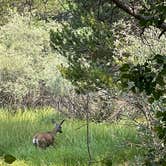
[52,119,65,133]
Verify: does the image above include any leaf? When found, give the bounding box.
[153,90,163,100]
[145,86,153,95]
[148,97,154,103]
[4,154,16,164]
[139,19,148,26]
[121,74,130,79]
[120,64,130,72]
[156,75,165,86]
[154,54,165,64]
[160,66,166,75]
[156,111,164,118]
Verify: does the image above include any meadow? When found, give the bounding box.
[0,108,145,166]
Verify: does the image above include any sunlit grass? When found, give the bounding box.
[0,108,145,166]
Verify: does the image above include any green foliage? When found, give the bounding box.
[50,1,166,93]
[4,154,16,164]
[120,54,166,101]
[155,106,166,144]
[0,12,72,107]
[59,63,113,93]
[0,147,16,164]
[115,27,165,121]
[0,0,62,25]
[0,0,165,164]
[116,26,166,165]
[50,1,116,92]
[140,0,166,28]
[50,1,166,165]
[0,108,144,165]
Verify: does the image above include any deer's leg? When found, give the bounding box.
[39,139,47,149]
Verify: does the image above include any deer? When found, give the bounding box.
[32,119,65,149]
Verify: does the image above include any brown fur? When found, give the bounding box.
[33,132,55,149]
[33,120,64,149]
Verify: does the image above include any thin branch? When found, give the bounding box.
[111,0,166,31]
[75,123,87,130]
[84,94,92,166]
[158,29,166,39]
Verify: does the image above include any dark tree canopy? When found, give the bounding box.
[50,2,166,163]
[51,0,165,94]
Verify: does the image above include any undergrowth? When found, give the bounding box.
[0,108,145,166]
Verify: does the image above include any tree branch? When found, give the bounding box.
[111,0,166,31]
[84,94,92,166]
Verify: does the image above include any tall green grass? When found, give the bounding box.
[0,108,144,166]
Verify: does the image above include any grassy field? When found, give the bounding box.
[0,108,145,166]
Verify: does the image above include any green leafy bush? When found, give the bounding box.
[0,12,72,108]
[0,0,62,25]
[114,23,166,165]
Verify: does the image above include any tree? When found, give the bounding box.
[50,0,165,92]
[111,0,166,32]
[50,0,166,164]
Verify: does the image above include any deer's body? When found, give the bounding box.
[33,132,55,148]
[33,120,64,149]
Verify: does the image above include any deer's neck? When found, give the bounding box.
[52,128,58,135]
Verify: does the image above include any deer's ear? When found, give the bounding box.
[60,119,65,125]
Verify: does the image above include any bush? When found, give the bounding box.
[0,12,72,108]
[0,0,62,25]
[113,21,166,65]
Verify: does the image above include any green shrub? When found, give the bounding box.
[0,12,72,108]
[0,0,62,25]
